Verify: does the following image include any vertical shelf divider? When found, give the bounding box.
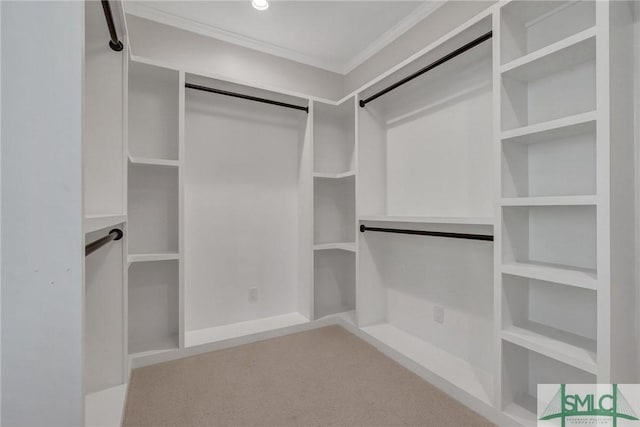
[178,70,186,349]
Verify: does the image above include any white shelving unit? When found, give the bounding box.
[312,98,357,320]
[100,3,637,425]
[82,1,128,410]
[127,60,183,356]
[356,15,495,408]
[496,2,635,423]
[128,260,179,355]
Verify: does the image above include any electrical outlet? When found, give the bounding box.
[248,287,258,303]
[433,305,444,324]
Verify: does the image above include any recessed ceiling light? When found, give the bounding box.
[252,0,269,11]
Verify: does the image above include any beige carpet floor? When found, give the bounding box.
[123,325,494,427]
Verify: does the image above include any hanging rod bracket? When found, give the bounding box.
[85,228,124,257]
[359,224,493,242]
[101,0,124,52]
[109,40,124,52]
[359,31,492,108]
[110,228,124,241]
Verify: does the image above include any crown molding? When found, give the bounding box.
[124,1,443,76]
[124,2,345,73]
[342,1,445,74]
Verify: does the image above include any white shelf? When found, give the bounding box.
[503,398,537,427]
[501,195,597,207]
[313,171,355,179]
[313,242,356,252]
[315,310,357,327]
[129,333,178,358]
[85,385,128,427]
[84,214,127,234]
[502,322,597,374]
[359,215,494,226]
[361,323,493,405]
[501,27,596,81]
[128,252,180,263]
[128,155,180,167]
[501,111,597,144]
[185,312,309,348]
[501,262,597,290]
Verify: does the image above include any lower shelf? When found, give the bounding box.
[361,323,493,405]
[185,312,310,348]
[85,384,127,427]
[315,310,357,327]
[503,397,537,427]
[502,322,596,374]
[129,333,179,358]
[128,252,180,263]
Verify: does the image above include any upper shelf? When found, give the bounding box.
[501,111,596,144]
[501,28,596,82]
[129,156,180,167]
[359,215,494,226]
[84,214,127,234]
[501,195,597,207]
[314,242,356,252]
[313,171,355,179]
[502,261,597,291]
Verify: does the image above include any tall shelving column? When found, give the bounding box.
[83,0,128,402]
[127,60,183,357]
[495,1,636,424]
[312,98,357,322]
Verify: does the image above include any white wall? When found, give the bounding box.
[124,3,496,104]
[184,81,304,331]
[126,15,344,102]
[1,2,85,425]
[634,2,640,380]
[0,1,3,421]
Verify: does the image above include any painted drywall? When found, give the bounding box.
[0,1,3,421]
[184,83,302,331]
[126,15,344,102]
[344,1,496,95]
[1,2,84,425]
[124,2,495,103]
[634,2,640,380]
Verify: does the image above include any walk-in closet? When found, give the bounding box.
[2,0,639,426]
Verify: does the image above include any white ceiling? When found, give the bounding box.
[124,1,444,74]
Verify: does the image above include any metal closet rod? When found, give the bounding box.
[359,225,493,242]
[185,83,309,113]
[101,0,124,52]
[359,30,493,108]
[86,229,123,257]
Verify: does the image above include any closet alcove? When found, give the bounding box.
[80,1,636,425]
[183,75,313,346]
[357,16,495,405]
